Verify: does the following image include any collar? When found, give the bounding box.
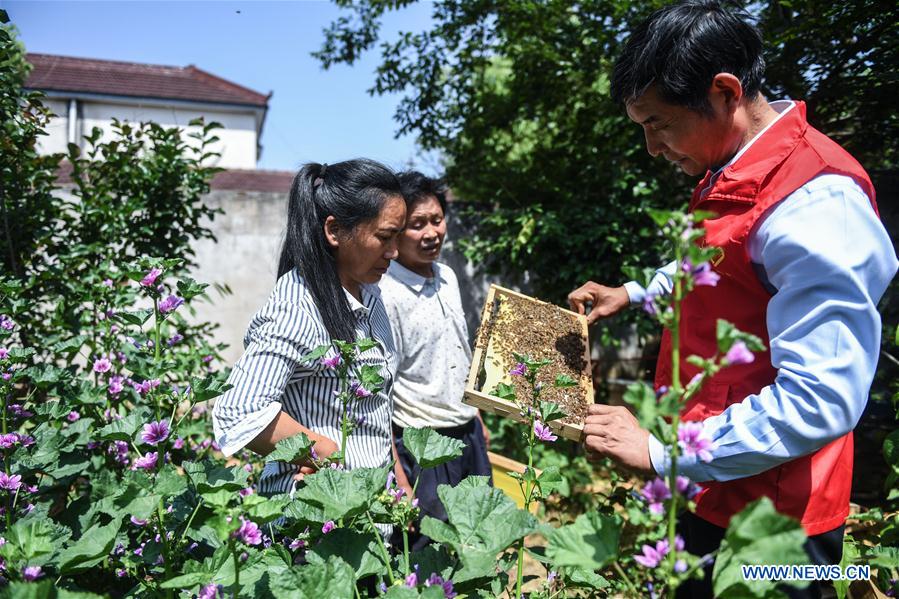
[692,100,808,208]
[387,260,445,294]
[344,285,376,317]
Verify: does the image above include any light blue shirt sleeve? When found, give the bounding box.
[624,260,677,304]
[649,174,898,482]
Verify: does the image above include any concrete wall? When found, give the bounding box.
[39,99,258,169]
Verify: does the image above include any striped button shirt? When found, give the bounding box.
[212,269,398,496]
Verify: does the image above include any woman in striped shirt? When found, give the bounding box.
[212,158,413,497]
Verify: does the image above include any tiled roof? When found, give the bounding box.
[25,54,269,108]
[55,163,293,193]
[210,169,294,193]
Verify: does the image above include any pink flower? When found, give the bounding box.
[0,348,7,360]
[288,538,305,550]
[22,565,43,581]
[238,487,254,498]
[389,487,406,504]
[1,372,10,381]
[321,354,341,369]
[67,411,80,422]
[510,362,527,377]
[133,379,161,395]
[141,421,170,446]
[0,316,14,331]
[173,437,185,450]
[0,433,18,448]
[132,452,158,471]
[108,375,124,395]
[642,293,658,317]
[140,267,162,288]
[405,572,418,587]
[102,278,114,288]
[130,516,147,526]
[234,518,262,546]
[676,475,700,499]
[0,472,22,491]
[158,295,184,314]
[350,381,371,398]
[634,536,684,568]
[725,341,755,365]
[386,471,395,489]
[321,520,335,534]
[198,584,221,599]
[678,422,714,463]
[640,478,671,515]
[93,357,112,373]
[685,261,720,287]
[533,420,557,442]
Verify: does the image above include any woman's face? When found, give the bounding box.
[328,195,406,293]
[397,195,446,273]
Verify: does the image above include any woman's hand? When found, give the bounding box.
[293,436,339,481]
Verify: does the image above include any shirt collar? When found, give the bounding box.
[702,100,795,196]
[387,260,445,294]
[344,285,375,317]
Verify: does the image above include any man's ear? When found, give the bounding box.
[324,216,340,249]
[709,73,744,114]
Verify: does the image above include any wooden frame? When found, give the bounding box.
[463,284,592,442]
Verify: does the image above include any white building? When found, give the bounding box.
[25,53,270,170]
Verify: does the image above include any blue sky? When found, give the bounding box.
[2,0,437,172]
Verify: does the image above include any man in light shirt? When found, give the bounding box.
[567,2,897,598]
[380,171,492,550]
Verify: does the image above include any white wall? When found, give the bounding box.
[37,98,70,156]
[39,98,258,169]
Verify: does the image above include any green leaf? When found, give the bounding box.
[267,432,313,464]
[176,276,208,300]
[712,497,808,598]
[402,427,465,469]
[358,363,385,391]
[492,382,517,402]
[300,344,331,365]
[0,519,58,562]
[58,521,120,574]
[567,567,611,590]
[189,375,232,403]
[538,400,566,423]
[268,555,355,598]
[22,364,69,387]
[306,529,387,580]
[182,459,250,494]
[96,407,151,442]
[51,336,88,355]
[1,581,104,598]
[113,308,154,326]
[536,466,565,497]
[243,494,291,524]
[355,338,378,353]
[293,466,388,521]
[553,374,578,388]
[884,430,899,466]
[834,537,859,599]
[546,511,620,571]
[623,381,662,430]
[421,484,536,557]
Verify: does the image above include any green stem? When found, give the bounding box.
[666,248,685,596]
[365,512,395,585]
[178,498,203,546]
[230,538,241,598]
[613,561,640,597]
[403,528,411,577]
[516,424,537,599]
[156,499,174,598]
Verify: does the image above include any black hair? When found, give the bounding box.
[610,0,765,114]
[396,170,448,215]
[277,158,402,342]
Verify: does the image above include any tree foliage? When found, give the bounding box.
[314,0,898,306]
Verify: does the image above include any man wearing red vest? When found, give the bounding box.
[568,1,897,597]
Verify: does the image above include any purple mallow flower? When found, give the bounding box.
[234,518,262,546]
[642,293,658,317]
[725,341,755,365]
[158,295,184,314]
[141,420,170,446]
[425,572,457,598]
[676,475,701,500]
[0,348,7,360]
[321,521,335,534]
[678,422,714,463]
[510,362,527,377]
[130,516,147,526]
[534,420,557,443]
[405,572,418,588]
[238,487,254,498]
[0,315,14,331]
[93,357,112,373]
[108,375,124,395]
[640,478,671,515]
[685,261,720,287]
[321,354,341,369]
[634,535,684,568]
[132,452,158,471]
[132,379,161,395]
[22,565,43,581]
[198,584,221,599]
[140,267,162,288]
[0,433,19,448]
[167,334,184,346]
[0,472,22,491]
[350,381,371,398]
[67,411,80,422]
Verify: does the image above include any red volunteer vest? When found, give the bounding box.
[655,102,878,535]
